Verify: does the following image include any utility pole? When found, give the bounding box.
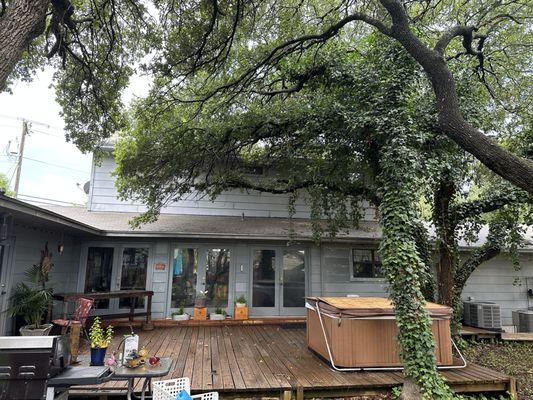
[13,120,28,198]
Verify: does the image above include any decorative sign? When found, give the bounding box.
[154,262,166,271]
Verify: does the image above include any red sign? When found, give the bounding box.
[154,263,166,271]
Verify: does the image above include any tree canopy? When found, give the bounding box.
[1,0,532,192]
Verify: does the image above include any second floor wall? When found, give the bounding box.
[88,154,378,220]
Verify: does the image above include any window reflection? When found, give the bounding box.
[252,250,276,308]
[205,249,230,307]
[119,247,149,308]
[171,248,198,308]
[84,247,114,309]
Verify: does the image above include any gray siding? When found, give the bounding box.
[320,245,388,297]
[89,155,377,220]
[5,224,81,333]
[461,252,533,327]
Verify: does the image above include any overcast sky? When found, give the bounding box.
[0,68,149,207]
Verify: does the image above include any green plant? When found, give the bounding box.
[214,307,224,315]
[8,243,54,328]
[171,307,184,317]
[9,282,52,328]
[235,295,246,305]
[89,317,114,349]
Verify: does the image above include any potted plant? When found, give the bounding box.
[209,307,226,321]
[234,295,248,320]
[10,282,53,336]
[9,243,54,336]
[171,306,190,321]
[235,295,247,308]
[89,317,114,366]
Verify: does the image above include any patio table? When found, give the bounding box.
[112,357,172,400]
[52,290,155,331]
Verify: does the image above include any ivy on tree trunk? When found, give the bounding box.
[378,135,453,399]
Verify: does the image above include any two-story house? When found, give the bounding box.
[0,148,531,334]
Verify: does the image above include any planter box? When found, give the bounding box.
[209,313,225,321]
[172,314,190,321]
[19,323,53,336]
[234,306,248,320]
[194,307,207,320]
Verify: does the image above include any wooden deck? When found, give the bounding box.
[72,325,515,398]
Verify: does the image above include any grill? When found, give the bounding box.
[0,335,111,400]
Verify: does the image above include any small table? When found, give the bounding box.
[113,358,172,400]
[53,290,155,331]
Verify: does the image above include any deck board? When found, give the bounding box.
[72,325,513,397]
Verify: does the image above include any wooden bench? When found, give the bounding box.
[52,290,155,331]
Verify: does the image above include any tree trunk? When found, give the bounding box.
[433,173,457,308]
[379,0,533,195]
[0,0,50,91]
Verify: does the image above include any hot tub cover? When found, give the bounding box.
[306,297,452,319]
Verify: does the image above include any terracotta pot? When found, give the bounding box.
[19,323,53,336]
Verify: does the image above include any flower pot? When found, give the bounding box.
[209,313,225,321]
[235,302,246,308]
[90,347,108,366]
[172,313,190,321]
[19,323,53,336]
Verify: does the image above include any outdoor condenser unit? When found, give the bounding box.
[518,310,533,333]
[463,301,501,330]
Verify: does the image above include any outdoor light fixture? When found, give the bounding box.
[57,243,65,254]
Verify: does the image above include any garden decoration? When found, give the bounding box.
[89,317,114,366]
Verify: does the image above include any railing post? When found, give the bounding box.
[142,292,154,331]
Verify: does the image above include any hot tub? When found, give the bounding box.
[306,297,454,369]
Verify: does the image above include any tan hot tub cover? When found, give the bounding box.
[306,297,453,319]
[306,297,454,368]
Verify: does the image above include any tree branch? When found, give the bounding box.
[452,189,530,222]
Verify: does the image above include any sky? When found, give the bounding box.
[0,68,150,207]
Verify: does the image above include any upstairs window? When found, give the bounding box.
[351,249,383,279]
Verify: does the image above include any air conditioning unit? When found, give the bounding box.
[518,310,533,333]
[463,301,501,330]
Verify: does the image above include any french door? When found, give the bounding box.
[250,248,307,316]
[81,244,150,314]
[169,246,231,310]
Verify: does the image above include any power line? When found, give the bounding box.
[0,114,64,131]
[22,156,89,174]
[17,193,84,207]
[0,155,89,174]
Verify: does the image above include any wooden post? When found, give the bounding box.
[129,298,135,322]
[62,298,69,320]
[296,386,304,400]
[142,292,154,331]
[508,377,518,399]
[283,390,292,400]
[70,322,81,364]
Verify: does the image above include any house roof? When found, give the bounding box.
[35,204,382,242]
[2,195,531,248]
[0,195,102,236]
